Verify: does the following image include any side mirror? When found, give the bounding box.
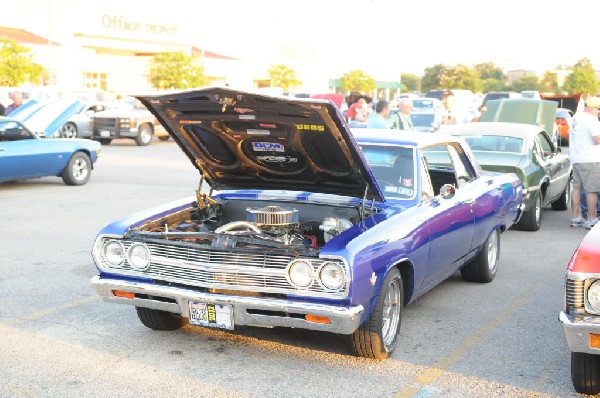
[440,184,456,199]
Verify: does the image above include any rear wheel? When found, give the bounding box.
[572,352,600,395]
[136,307,186,331]
[517,190,542,231]
[460,229,499,283]
[61,152,91,185]
[351,268,403,359]
[551,180,570,211]
[61,122,78,138]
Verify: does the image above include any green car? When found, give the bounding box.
[443,121,571,231]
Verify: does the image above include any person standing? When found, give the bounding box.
[569,96,600,229]
[346,97,368,126]
[366,100,390,129]
[5,91,23,115]
[432,90,469,132]
[390,98,414,130]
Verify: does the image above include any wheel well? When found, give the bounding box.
[73,149,94,169]
[139,122,154,132]
[395,261,414,306]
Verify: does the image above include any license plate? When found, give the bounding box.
[188,301,233,330]
[100,130,111,137]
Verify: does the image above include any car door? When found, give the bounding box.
[421,144,476,288]
[535,131,570,203]
[0,125,52,181]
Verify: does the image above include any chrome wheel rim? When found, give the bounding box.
[140,127,152,144]
[72,158,89,181]
[487,231,499,272]
[535,194,542,226]
[382,279,401,346]
[63,123,77,138]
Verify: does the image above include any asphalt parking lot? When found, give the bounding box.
[0,139,589,398]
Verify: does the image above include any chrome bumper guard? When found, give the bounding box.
[91,276,364,335]
[559,311,600,355]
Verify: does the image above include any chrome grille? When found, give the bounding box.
[102,239,348,298]
[566,278,585,308]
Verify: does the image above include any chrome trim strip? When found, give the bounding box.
[559,311,600,355]
[91,276,363,334]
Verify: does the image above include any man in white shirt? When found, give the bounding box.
[569,96,600,229]
[432,90,470,132]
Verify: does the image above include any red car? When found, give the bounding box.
[560,224,600,394]
[556,108,573,146]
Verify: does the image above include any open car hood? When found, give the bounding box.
[136,87,384,201]
[10,98,83,137]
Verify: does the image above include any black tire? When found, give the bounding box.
[571,352,600,395]
[460,228,500,283]
[136,306,186,331]
[61,122,78,138]
[351,268,403,359]
[517,190,542,231]
[551,180,570,211]
[135,124,153,146]
[61,152,92,186]
[97,138,112,145]
[158,136,170,141]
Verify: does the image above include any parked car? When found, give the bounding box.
[410,111,436,132]
[9,97,85,138]
[556,107,574,146]
[412,98,443,113]
[560,224,600,395]
[60,101,116,138]
[91,96,168,145]
[481,91,522,106]
[0,114,101,185]
[90,87,523,359]
[444,121,571,231]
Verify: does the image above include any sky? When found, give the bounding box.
[3,0,600,80]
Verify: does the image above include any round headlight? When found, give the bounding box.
[287,260,314,288]
[103,240,125,266]
[127,243,150,270]
[319,262,345,290]
[588,280,600,313]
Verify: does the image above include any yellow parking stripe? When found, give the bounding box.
[393,290,536,398]
[0,296,99,326]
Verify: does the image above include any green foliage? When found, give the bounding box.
[149,50,207,90]
[439,64,482,93]
[562,57,599,95]
[421,64,445,92]
[540,71,559,94]
[400,73,419,92]
[511,75,539,92]
[481,78,506,93]
[267,64,302,91]
[339,70,376,93]
[0,38,44,86]
[474,62,505,80]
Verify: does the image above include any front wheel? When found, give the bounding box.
[460,228,500,283]
[551,180,570,211]
[572,352,600,395]
[517,190,542,231]
[351,268,403,359]
[136,307,186,331]
[135,124,153,146]
[61,152,92,185]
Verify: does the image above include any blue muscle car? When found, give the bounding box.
[90,87,522,359]
[0,99,101,185]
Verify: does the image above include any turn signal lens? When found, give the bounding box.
[305,314,331,324]
[112,290,135,299]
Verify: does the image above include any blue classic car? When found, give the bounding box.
[90,87,522,359]
[0,99,101,185]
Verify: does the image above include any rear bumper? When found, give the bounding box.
[91,276,364,334]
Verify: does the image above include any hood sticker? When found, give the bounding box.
[218,96,237,112]
[239,115,256,120]
[252,142,284,152]
[247,129,270,135]
[234,107,254,114]
[296,124,325,131]
[180,120,203,125]
[257,156,298,163]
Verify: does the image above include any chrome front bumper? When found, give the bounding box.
[559,311,600,354]
[91,276,364,334]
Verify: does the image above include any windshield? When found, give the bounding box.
[410,113,435,127]
[360,145,416,199]
[412,99,438,111]
[459,135,524,153]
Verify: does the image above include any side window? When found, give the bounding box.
[448,144,475,187]
[536,132,553,157]
[423,145,457,194]
[420,156,434,201]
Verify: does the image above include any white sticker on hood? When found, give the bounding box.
[247,129,270,135]
[252,142,284,152]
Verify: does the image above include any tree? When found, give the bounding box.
[421,64,445,92]
[540,71,559,94]
[511,76,539,92]
[0,38,44,86]
[339,70,376,94]
[473,62,505,81]
[267,64,302,91]
[149,50,207,90]
[400,73,420,92]
[439,64,482,93]
[562,58,599,95]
